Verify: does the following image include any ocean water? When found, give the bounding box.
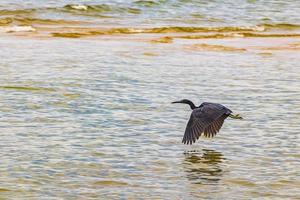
[0,1,300,199]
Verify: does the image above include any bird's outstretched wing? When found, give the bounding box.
[203,114,227,138]
[182,103,231,145]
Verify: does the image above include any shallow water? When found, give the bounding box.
[0,1,300,199]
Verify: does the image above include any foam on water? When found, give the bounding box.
[1,25,36,32]
[68,4,88,11]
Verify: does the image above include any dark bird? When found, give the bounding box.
[172,99,242,145]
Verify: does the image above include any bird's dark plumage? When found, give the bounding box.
[172,99,241,145]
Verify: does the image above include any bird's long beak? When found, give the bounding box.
[172,100,182,104]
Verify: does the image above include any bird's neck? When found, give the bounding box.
[186,101,196,110]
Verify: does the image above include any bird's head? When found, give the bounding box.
[172,99,196,110]
[172,99,191,104]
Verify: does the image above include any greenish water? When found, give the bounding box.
[0,1,300,199]
[1,0,300,27]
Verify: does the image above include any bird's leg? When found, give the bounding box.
[229,114,243,119]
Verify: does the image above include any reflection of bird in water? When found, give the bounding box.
[183,149,225,184]
[172,99,242,145]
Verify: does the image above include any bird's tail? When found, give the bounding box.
[229,114,243,119]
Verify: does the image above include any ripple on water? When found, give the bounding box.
[0,10,300,199]
[0,85,56,92]
[92,180,129,187]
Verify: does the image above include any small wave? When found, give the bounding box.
[52,32,89,38]
[0,8,36,16]
[186,44,247,52]
[0,86,55,92]
[177,33,231,39]
[143,52,159,56]
[51,28,141,38]
[251,26,265,32]
[93,180,129,187]
[0,17,12,25]
[50,26,300,39]
[63,4,141,15]
[64,4,111,12]
[133,0,160,7]
[67,4,88,11]
[261,42,300,51]
[1,4,141,20]
[50,25,269,38]
[176,32,300,40]
[143,26,263,33]
[259,23,300,30]
[151,36,173,43]
[0,17,84,27]
[15,17,83,25]
[239,32,300,37]
[0,188,11,192]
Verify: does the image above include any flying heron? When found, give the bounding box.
[172,99,242,145]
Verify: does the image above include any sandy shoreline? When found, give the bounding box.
[1,25,299,56]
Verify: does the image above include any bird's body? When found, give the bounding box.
[172,99,242,145]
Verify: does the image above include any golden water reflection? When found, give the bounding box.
[183,149,225,185]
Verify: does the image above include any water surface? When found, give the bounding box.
[0,0,300,199]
